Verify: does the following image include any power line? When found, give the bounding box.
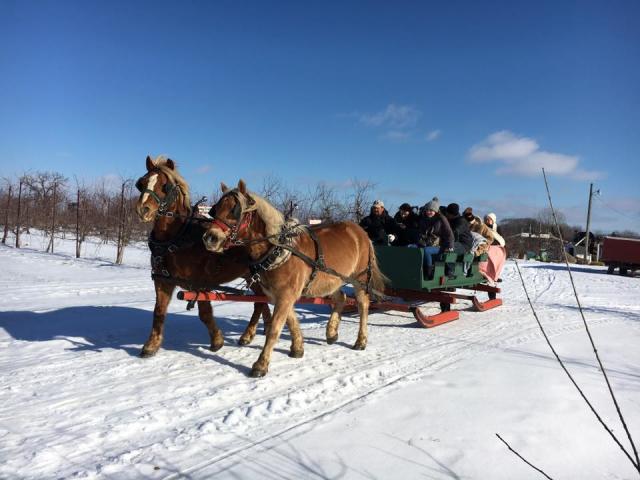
[593,195,640,225]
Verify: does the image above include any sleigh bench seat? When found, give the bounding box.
[374,246,487,292]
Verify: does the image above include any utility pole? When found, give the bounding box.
[584,183,594,263]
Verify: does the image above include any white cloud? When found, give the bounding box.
[382,130,411,142]
[359,104,421,130]
[426,129,441,142]
[468,130,603,180]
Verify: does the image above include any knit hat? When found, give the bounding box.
[372,199,384,209]
[446,203,460,216]
[485,213,498,233]
[399,202,412,212]
[424,197,439,212]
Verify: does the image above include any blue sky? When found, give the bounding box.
[1,0,639,232]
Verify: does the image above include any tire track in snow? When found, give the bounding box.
[2,253,637,479]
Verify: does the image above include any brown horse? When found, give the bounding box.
[202,180,386,377]
[135,156,270,357]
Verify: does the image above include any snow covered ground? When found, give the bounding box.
[1,231,639,479]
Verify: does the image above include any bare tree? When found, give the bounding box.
[537,207,566,233]
[71,177,90,258]
[306,182,344,223]
[116,180,127,264]
[260,174,284,203]
[346,178,375,222]
[115,179,137,264]
[22,172,68,250]
[15,176,24,248]
[1,179,11,244]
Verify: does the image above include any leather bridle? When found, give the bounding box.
[136,173,182,217]
[208,192,255,249]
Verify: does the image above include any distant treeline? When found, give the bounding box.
[0,171,378,263]
[1,172,146,263]
[1,171,637,263]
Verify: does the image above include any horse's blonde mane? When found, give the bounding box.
[152,156,191,209]
[246,191,284,238]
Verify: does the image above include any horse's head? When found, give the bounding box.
[135,155,186,222]
[202,179,258,252]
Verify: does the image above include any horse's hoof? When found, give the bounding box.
[210,343,224,352]
[140,349,157,358]
[352,343,367,351]
[238,337,251,346]
[288,349,304,358]
[249,367,268,378]
[326,335,338,345]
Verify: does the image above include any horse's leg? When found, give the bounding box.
[141,281,175,357]
[353,288,370,350]
[250,298,294,377]
[286,307,304,358]
[238,302,263,346]
[326,290,346,344]
[262,303,272,335]
[197,301,224,352]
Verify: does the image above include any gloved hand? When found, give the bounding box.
[387,234,396,244]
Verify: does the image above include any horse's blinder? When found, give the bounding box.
[136,172,181,217]
[210,192,254,248]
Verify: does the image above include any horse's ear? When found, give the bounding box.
[237,179,247,195]
[166,158,175,170]
[220,182,229,193]
[245,193,257,210]
[146,155,155,171]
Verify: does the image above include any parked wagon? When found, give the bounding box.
[601,236,640,276]
[178,246,502,329]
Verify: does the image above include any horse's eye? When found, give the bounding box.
[135,179,144,192]
[231,202,241,219]
[162,184,169,194]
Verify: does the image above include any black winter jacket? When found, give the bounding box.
[393,211,420,246]
[417,213,454,250]
[448,215,473,251]
[359,209,399,245]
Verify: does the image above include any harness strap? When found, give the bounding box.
[147,206,201,279]
[302,227,324,296]
[276,242,386,300]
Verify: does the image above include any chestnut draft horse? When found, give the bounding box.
[135,156,270,357]
[202,180,386,377]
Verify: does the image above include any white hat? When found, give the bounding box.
[372,199,384,208]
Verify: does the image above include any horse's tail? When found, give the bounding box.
[367,242,388,300]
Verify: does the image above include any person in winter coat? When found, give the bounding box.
[444,203,473,254]
[464,207,494,255]
[479,212,507,286]
[392,203,419,246]
[416,197,454,278]
[484,213,505,247]
[359,199,400,246]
